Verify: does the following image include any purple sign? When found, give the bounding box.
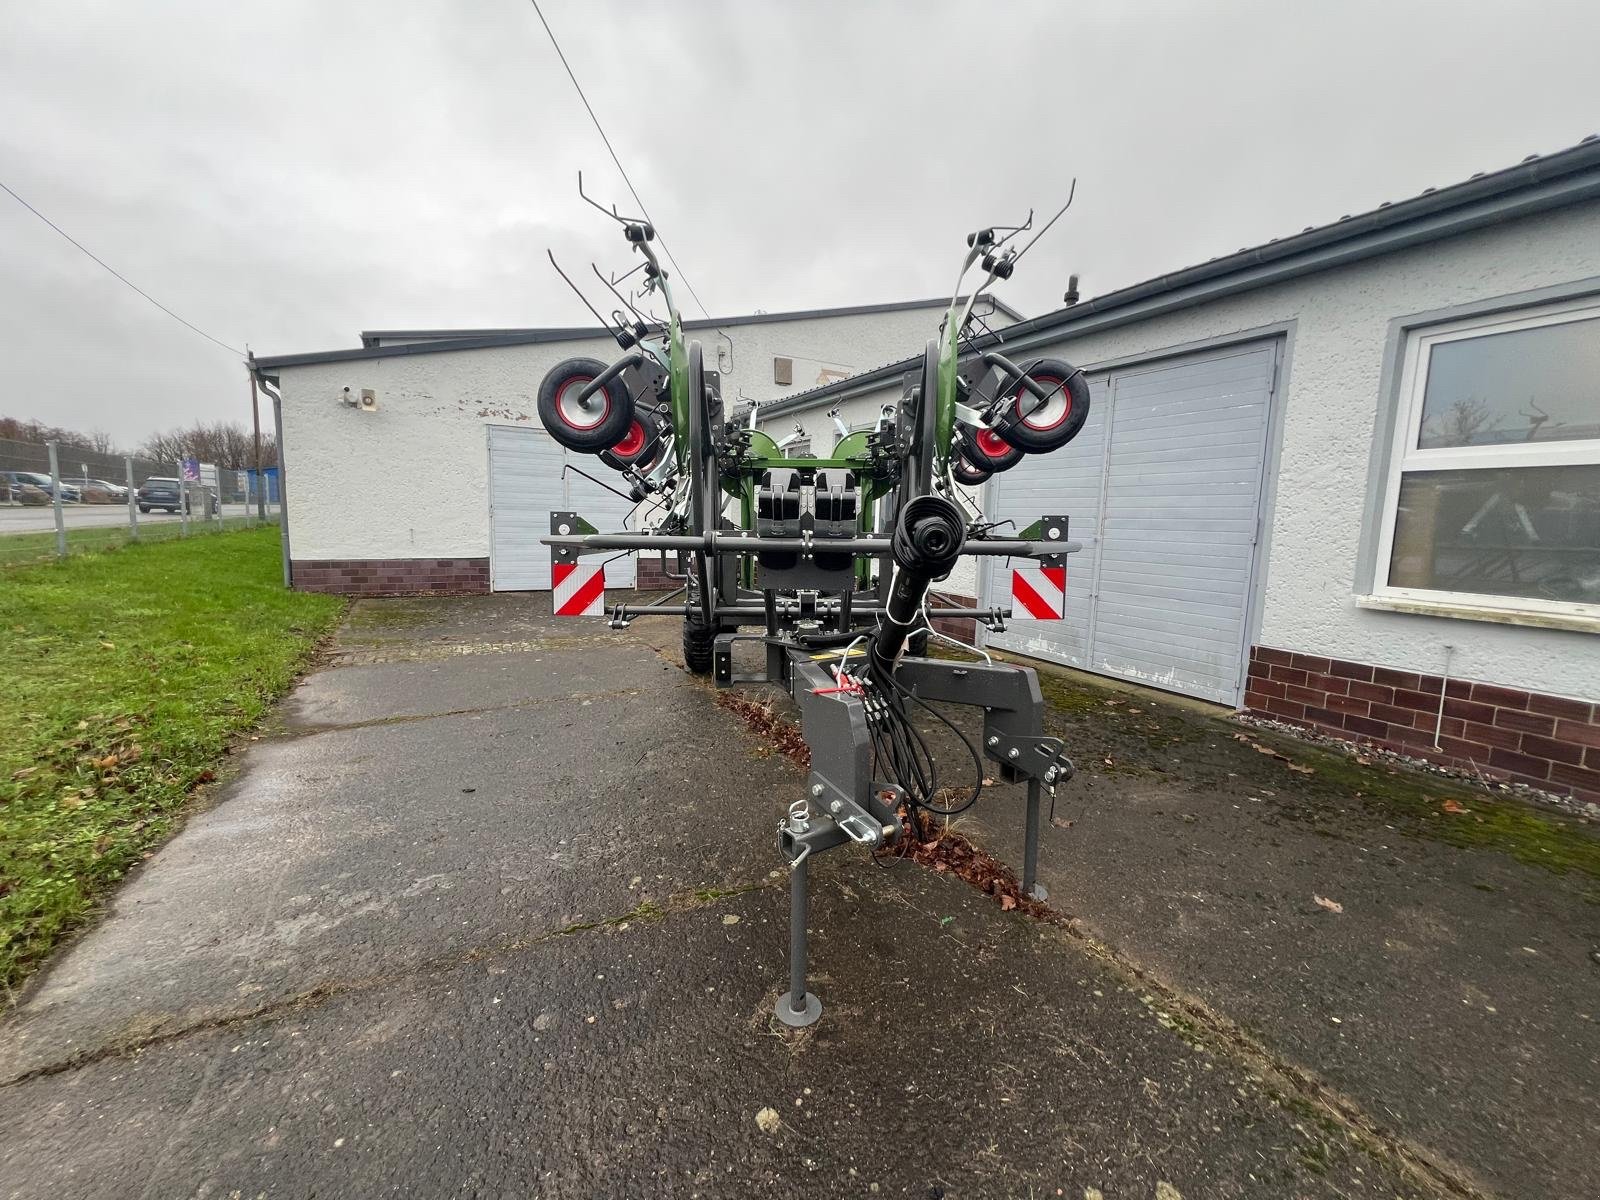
[181,457,200,482]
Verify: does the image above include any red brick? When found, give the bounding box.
[1520,733,1586,766]
[1324,694,1369,716]
[1472,682,1530,709]
[1443,697,1497,726]
[1494,708,1556,736]
[1251,677,1287,699]
[1290,653,1333,674]
[1436,736,1486,763]
[1372,667,1423,691]
[1270,664,1308,687]
[1461,721,1522,751]
[1342,714,1389,738]
[1303,706,1344,730]
[1284,684,1322,705]
[1524,693,1593,722]
[1253,646,1294,667]
[1347,680,1394,705]
[1329,659,1375,682]
[1444,678,1475,700]
[1243,690,1274,711]
[1438,716,1466,739]
[1589,746,1600,769]
[1371,702,1419,727]
[1555,719,1600,750]
[1305,672,1350,697]
[1261,697,1307,721]
[1390,723,1440,746]
[1549,760,1600,793]
[1393,686,1442,713]
[1488,748,1550,779]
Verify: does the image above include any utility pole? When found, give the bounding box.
[248,350,265,521]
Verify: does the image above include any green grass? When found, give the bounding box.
[0,515,262,570]
[0,526,344,991]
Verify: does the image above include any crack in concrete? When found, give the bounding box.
[277,685,646,739]
[0,878,778,1091]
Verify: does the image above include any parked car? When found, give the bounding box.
[84,478,130,501]
[1,473,51,505]
[137,477,219,514]
[2,471,79,502]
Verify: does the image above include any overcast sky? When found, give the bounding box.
[2,0,1597,448]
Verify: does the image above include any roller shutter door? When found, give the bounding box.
[985,340,1277,705]
[487,425,637,591]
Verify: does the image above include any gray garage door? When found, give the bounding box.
[487,424,637,591]
[983,340,1278,705]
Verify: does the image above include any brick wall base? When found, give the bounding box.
[635,555,679,591]
[1245,646,1600,804]
[293,558,490,596]
[927,591,978,643]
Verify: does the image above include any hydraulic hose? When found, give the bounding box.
[871,494,966,676]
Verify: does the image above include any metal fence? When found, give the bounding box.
[0,438,281,569]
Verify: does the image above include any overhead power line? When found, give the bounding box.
[527,0,712,320]
[0,179,244,358]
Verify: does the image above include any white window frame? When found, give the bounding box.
[1369,294,1600,624]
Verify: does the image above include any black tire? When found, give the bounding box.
[951,453,992,487]
[994,358,1090,454]
[138,505,149,514]
[958,423,1024,472]
[602,409,664,470]
[537,357,635,453]
[682,610,715,675]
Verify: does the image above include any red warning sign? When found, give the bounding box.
[552,561,605,616]
[1011,565,1066,619]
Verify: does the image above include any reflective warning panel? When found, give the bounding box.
[552,561,605,616]
[1010,566,1066,620]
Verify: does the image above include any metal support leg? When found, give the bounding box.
[1023,778,1049,902]
[775,856,822,1028]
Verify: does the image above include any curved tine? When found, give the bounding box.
[1012,178,1077,264]
[577,170,645,227]
[592,262,650,325]
[548,250,618,331]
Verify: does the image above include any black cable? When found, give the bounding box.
[527,0,712,320]
[881,666,985,817]
[0,179,244,357]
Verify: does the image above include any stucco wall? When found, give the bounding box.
[760,203,1600,701]
[272,301,1006,564]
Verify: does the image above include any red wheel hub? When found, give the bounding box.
[613,419,647,457]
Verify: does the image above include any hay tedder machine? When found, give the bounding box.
[538,180,1090,1026]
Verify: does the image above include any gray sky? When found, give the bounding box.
[2,0,1597,448]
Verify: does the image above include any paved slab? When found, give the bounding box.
[724,644,1600,1200]
[1,860,1415,1200]
[4,593,1588,1198]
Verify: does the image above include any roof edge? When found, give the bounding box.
[756,136,1600,418]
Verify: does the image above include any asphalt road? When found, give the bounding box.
[2,593,1592,1198]
[0,501,260,532]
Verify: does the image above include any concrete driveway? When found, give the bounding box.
[1,593,1592,1198]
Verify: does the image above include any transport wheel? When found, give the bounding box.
[958,423,1024,473]
[682,572,715,675]
[994,358,1090,453]
[537,357,635,453]
[606,410,663,469]
[951,453,992,487]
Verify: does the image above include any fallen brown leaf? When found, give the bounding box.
[1313,894,1343,914]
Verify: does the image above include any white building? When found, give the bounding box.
[253,296,1017,593]
[756,139,1600,803]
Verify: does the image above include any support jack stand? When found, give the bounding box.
[775,853,822,1028]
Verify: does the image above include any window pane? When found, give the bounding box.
[1388,464,1600,604]
[1418,314,1600,448]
